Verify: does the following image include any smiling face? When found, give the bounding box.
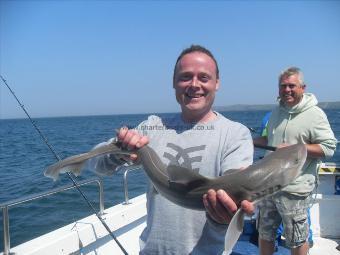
[279,74,305,107]
[173,52,220,122]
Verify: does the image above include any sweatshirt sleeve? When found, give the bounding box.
[88,118,153,175]
[311,109,337,158]
[87,137,129,176]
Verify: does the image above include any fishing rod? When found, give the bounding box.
[254,144,276,151]
[247,126,277,151]
[1,75,128,255]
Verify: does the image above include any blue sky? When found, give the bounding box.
[1,1,339,119]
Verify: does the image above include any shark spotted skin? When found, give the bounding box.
[46,142,307,207]
[137,143,307,209]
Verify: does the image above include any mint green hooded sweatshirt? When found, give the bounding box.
[267,93,337,195]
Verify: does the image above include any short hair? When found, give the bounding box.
[279,67,305,86]
[173,45,220,83]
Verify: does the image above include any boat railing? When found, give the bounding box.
[0,177,104,255]
[122,166,142,205]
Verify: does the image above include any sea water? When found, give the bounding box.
[0,110,339,251]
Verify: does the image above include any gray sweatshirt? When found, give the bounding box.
[91,112,253,254]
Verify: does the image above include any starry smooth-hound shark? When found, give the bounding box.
[44,142,307,254]
[45,142,306,208]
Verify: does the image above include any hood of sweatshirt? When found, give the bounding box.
[280,93,318,114]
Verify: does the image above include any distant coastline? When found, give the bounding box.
[214,101,340,112]
[2,101,339,120]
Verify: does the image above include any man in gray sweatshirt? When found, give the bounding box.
[92,45,254,254]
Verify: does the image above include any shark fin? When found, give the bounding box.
[168,181,190,192]
[167,165,210,192]
[66,162,87,176]
[44,161,86,181]
[222,168,242,176]
[223,208,245,255]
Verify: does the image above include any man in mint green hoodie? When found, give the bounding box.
[254,67,337,255]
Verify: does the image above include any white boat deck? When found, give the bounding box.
[4,195,147,255]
